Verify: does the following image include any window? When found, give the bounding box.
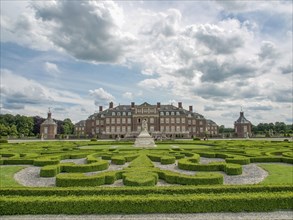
[117,112,121,116]
[160,126,164,131]
[106,126,110,132]
[127,126,131,131]
[171,118,175,123]
[96,120,99,125]
[200,127,203,132]
[150,117,154,123]
[111,126,115,132]
[244,126,247,132]
[165,126,170,132]
[150,126,154,132]
[122,112,126,116]
[160,112,164,116]
[112,112,115,116]
[166,112,169,116]
[199,121,203,125]
[44,127,48,134]
[128,112,132,116]
[171,126,175,132]
[176,118,180,123]
[160,118,164,123]
[171,112,175,116]
[96,128,99,133]
[176,112,180,115]
[122,118,126,123]
[100,120,104,125]
[111,118,115,124]
[181,118,185,123]
[137,108,142,113]
[176,126,180,132]
[122,126,126,132]
[106,118,110,124]
[143,108,148,113]
[166,118,170,123]
[117,127,121,132]
[117,118,121,124]
[127,118,131,124]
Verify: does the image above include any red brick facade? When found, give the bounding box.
[82,102,218,139]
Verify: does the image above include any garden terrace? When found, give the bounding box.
[0,140,292,214]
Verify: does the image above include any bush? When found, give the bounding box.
[62,160,109,173]
[225,157,250,165]
[111,156,126,165]
[90,138,97,141]
[193,137,201,141]
[160,156,176,165]
[33,158,60,166]
[0,139,8,144]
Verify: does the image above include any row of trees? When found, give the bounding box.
[219,122,293,136]
[0,114,74,138]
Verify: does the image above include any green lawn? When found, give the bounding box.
[259,164,293,185]
[0,166,26,187]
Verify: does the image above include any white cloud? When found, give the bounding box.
[89,88,115,106]
[30,1,136,63]
[44,62,60,75]
[122,92,133,99]
[0,69,95,121]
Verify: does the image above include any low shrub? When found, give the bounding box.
[160,156,176,165]
[111,155,126,165]
[225,157,250,165]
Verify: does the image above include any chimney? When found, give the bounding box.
[240,111,244,117]
[99,106,103,112]
[131,102,135,108]
[178,102,182,109]
[189,106,193,112]
[109,102,113,109]
[157,102,161,109]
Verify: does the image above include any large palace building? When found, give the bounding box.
[75,102,219,139]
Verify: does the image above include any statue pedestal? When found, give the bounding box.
[134,130,156,148]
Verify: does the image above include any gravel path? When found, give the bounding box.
[1,211,293,220]
[14,166,56,187]
[153,157,269,185]
[11,157,292,187]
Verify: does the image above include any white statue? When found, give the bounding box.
[142,119,148,131]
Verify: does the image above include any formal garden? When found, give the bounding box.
[0,139,292,215]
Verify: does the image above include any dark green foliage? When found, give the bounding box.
[1,191,292,215]
[0,139,8,143]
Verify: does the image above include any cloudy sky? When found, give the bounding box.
[1,0,292,127]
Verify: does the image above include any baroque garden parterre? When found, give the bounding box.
[0,139,292,214]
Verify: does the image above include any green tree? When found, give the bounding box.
[9,125,18,136]
[62,118,74,135]
[0,123,9,136]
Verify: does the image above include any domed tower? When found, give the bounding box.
[40,109,57,139]
[234,110,252,138]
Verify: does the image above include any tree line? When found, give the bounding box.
[219,122,293,136]
[0,114,74,138]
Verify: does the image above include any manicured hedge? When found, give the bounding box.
[225,156,250,165]
[1,185,292,197]
[160,156,176,165]
[111,155,126,165]
[61,160,109,173]
[1,192,292,215]
[158,170,223,185]
[56,171,122,187]
[3,159,34,165]
[178,160,242,176]
[33,157,60,166]
[123,172,158,186]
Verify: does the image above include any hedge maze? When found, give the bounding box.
[0,140,292,214]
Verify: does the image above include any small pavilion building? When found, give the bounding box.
[40,110,57,139]
[234,111,252,138]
